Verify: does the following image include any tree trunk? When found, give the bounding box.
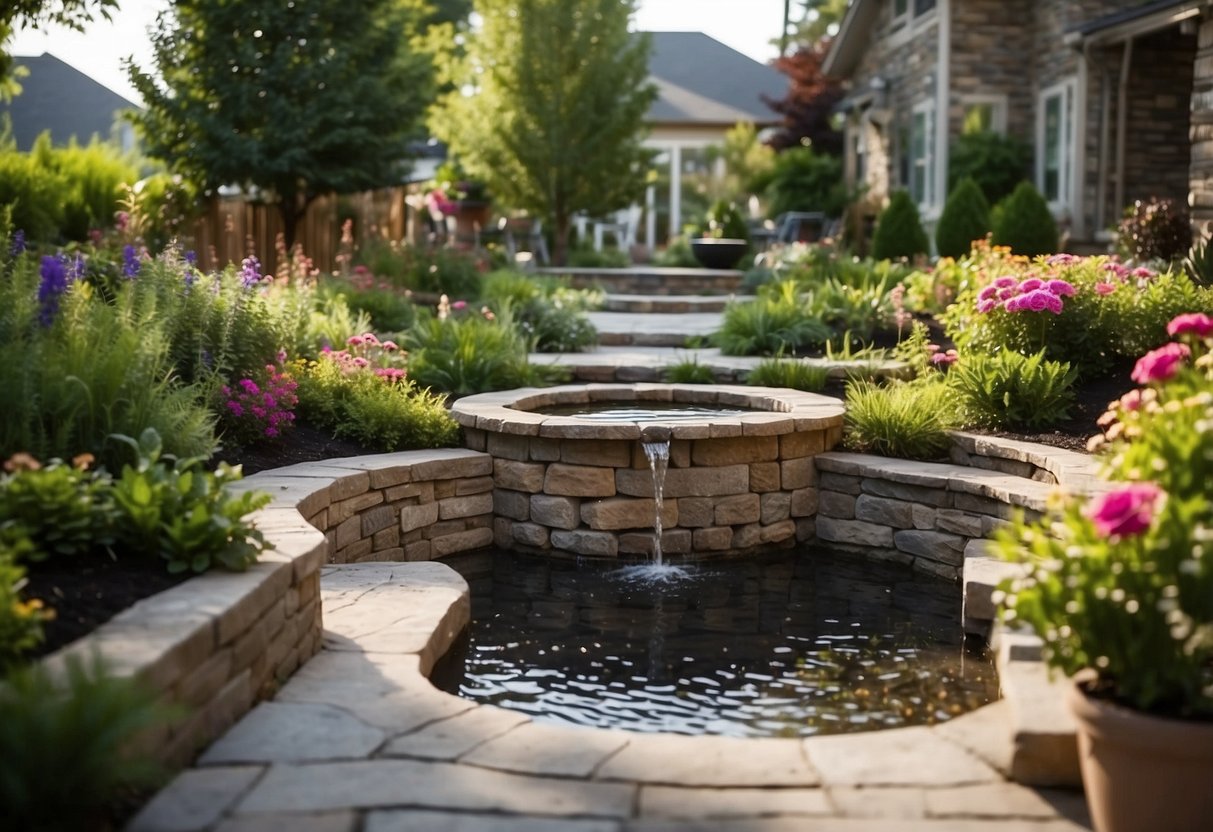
[553,212,571,267]
[278,191,311,250]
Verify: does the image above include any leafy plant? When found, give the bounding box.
[704,200,750,241]
[327,282,416,332]
[947,130,1031,206]
[219,364,299,447]
[1117,197,1191,263]
[653,236,699,268]
[663,357,716,384]
[0,455,115,560]
[715,279,831,356]
[481,271,599,353]
[1185,233,1213,287]
[948,349,1077,429]
[0,536,50,669]
[0,656,174,830]
[763,146,847,218]
[991,181,1058,257]
[995,316,1213,718]
[746,357,828,392]
[843,379,961,460]
[935,177,991,259]
[871,191,929,261]
[108,429,272,574]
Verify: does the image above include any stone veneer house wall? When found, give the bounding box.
[825,0,1203,247]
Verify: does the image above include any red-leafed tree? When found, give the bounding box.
[762,40,844,156]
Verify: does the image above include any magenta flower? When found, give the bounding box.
[994,276,1017,289]
[239,379,260,395]
[347,335,365,347]
[1047,253,1080,266]
[1004,297,1023,313]
[976,298,997,314]
[1131,342,1191,385]
[997,287,1016,301]
[382,340,399,351]
[1024,290,1050,312]
[1046,279,1075,296]
[978,285,998,302]
[1095,282,1116,295]
[1018,277,1043,293]
[452,300,468,311]
[930,350,959,366]
[1132,267,1156,280]
[1166,312,1213,339]
[1085,482,1163,538]
[362,332,380,346]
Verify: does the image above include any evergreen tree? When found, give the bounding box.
[431,0,656,266]
[991,181,1059,257]
[935,177,991,259]
[127,0,433,247]
[871,190,929,261]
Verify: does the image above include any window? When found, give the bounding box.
[961,94,1008,135]
[892,0,935,31]
[1037,80,1076,210]
[915,0,936,14]
[892,0,909,29]
[909,100,935,208]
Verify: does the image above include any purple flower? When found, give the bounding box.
[978,285,998,302]
[239,256,262,289]
[36,255,71,327]
[1003,296,1022,313]
[1046,279,1075,297]
[184,250,198,266]
[1024,289,1050,312]
[976,298,997,314]
[122,244,140,278]
[239,378,261,396]
[1018,277,1043,293]
[9,229,25,257]
[1045,293,1063,314]
[994,276,1017,289]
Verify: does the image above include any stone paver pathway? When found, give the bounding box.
[130,562,1092,832]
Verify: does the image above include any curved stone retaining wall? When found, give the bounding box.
[453,384,845,558]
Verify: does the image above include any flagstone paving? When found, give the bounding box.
[130,562,1092,832]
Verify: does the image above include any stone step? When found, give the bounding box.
[542,266,745,296]
[600,293,751,314]
[962,539,1029,639]
[588,310,722,347]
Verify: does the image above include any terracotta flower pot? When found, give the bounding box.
[1066,681,1213,832]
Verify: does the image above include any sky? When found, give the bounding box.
[8,0,789,105]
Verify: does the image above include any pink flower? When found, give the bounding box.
[361,332,380,346]
[1045,293,1063,315]
[976,298,997,314]
[452,300,468,311]
[347,335,365,347]
[265,427,279,438]
[1132,267,1156,280]
[1131,342,1191,385]
[1095,282,1116,295]
[994,276,1017,288]
[1046,279,1075,297]
[1047,253,1080,266]
[352,357,369,368]
[931,350,959,366]
[1118,389,1142,412]
[226,401,244,417]
[1018,277,1043,293]
[978,285,998,302]
[1004,296,1022,313]
[239,379,260,395]
[1024,290,1050,312]
[925,344,941,354]
[1085,482,1163,538]
[382,340,399,351]
[997,287,1016,301]
[1166,312,1213,339]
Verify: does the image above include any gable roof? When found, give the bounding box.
[1066,0,1201,45]
[822,0,879,79]
[646,32,785,126]
[0,53,141,150]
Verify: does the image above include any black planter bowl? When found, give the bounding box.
[690,237,749,270]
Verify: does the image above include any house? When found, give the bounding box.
[824,0,1205,248]
[642,32,786,244]
[0,52,140,151]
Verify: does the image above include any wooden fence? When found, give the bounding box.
[189,187,420,275]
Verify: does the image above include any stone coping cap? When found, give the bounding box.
[949,431,1102,490]
[451,384,844,440]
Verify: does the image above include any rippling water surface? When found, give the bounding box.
[438,549,999,738]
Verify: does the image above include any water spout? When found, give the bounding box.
[642,438,670,565]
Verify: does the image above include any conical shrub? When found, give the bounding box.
[935,177,991,259]
[991,181,1059,256]
[871,190,929,261]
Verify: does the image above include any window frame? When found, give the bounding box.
[909,99,936,211]
[1036,78,1077,213]
[960,93,1009,135]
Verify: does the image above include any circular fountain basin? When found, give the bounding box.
[451,384,845,559]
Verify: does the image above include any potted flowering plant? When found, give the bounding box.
[994,312,1213,832]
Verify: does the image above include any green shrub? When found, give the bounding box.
[764,146,848,218]
[843,379,961,460]
[358,240,485,299]
[871,191,929,261]
[949,349,1076,429]
[746,358,828,392]
[935,178,991,259]
[804,276,894,343]
[715,280,832,356]
[567,245,630,268]
[1117,197,1191,263]
[0,656,173,831]
[653,236,699,268]
[327,283,415,332]
[663,357,716,384]
[47,138,139,241]
[0,143,63,242]
[481,271,599,353]
[704,200,750,242]
[947,130,1031,206]
[991,181,1058,257]
[0,457,116,560]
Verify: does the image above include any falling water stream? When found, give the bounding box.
[642,439,670,565]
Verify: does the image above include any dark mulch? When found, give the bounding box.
[24,556,190,658]
[213,421,381,475]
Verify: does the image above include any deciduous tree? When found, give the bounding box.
[431,0,656,266]
[128,0,433,247]
[0,0,117,98]
[763,40,843,155]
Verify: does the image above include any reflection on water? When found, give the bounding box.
[530,402,756,422]
[438,548,1000,738]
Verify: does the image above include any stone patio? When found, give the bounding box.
[130,561,1092,832]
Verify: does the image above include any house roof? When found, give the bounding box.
[821,0,879,79]
[646,32,785,126]
[0,53,141,151]
[1065,0,1202,45]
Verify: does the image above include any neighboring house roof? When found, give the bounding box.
[1066,0,1202,45]
[0,53,141,150]
[821,0,880,79]
[646,32,785,126]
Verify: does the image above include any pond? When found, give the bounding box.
[436,548,999,738]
